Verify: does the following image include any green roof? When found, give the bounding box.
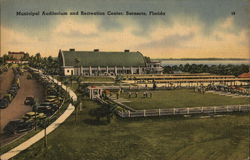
[59,50,146,67]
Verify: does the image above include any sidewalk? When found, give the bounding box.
[0,76,77,160]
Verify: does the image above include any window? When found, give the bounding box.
[67,70,70,73]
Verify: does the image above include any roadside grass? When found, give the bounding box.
[120,89,250,110]
[13,98,250,160]
[0,129,42,155]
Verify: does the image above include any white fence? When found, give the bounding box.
[116,104,250,118]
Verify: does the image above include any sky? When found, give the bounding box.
[0,0,249,58]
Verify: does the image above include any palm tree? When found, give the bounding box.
[104,103,116,123]
[72,98,81,124]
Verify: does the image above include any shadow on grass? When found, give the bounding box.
[83,119,107,126]
[116,112,250,122]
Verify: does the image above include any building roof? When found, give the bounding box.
[59,49,146,67]
[238,72,250,78]
[8,52,25,55]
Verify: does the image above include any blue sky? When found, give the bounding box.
[1,0,249,58]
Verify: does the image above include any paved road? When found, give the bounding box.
[0,74,76,160]
[0,71,44,133]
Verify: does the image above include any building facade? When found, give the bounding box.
[8,52,25,60]
[58,49,163,76]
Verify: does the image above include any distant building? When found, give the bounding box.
[58,49,163,76]
[238,72,250,78]
[5,60,28,64]
[8,52,25,60]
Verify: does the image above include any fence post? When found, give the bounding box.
[173,108,175,115]
[214,107,216,113]
[227,106,229,112]
[128,111,131,117]
[238,105,241,112]
[201,107,203,113]
[158,109,161,116]
[187,108,189,114]
[144,110,146,117]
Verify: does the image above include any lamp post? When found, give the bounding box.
[43,118,49,148]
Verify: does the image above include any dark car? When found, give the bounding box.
[24,97,35,105]
[35,105,54,116]
[8,90,17,97]
[44,98,61,106]
[3,119,33,135]
[0,99,9,109]
[3,94,13,103]
[40,102,58,110]
[12,83,20,89]
[10,86,18,91]
[2,67,8,72]
[27,74,32,79]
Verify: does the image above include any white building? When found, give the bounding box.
[58,49,163,76]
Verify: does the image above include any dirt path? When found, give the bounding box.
[0,71,44,134]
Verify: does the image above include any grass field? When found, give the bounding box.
[13,98,250,160]
[81,76,115,82]
[120,89,250,110]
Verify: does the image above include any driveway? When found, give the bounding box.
[0,71,44,134]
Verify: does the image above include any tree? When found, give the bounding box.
[21,53,30,61]
[89,103,116,123]
[73,99,81,124]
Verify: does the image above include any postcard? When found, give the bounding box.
[0,0,249,160]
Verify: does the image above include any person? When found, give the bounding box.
[149,92,152,98]
[135,92,138,98]
[128,92,132,98]
[153,80,157,90]
[116,92,119,99]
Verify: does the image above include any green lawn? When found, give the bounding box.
[120,89,250,110]
[13,99,249,160]
[81,76,115,82]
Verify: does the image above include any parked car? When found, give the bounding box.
[22,112,46,121]
[0,99,9,109]
[27,74,32,79]
[8,90,17,97]
[24,96,35,105]
[3,119,33,135]
[44,98,61,106]
[40,102,58,110]
[35,105,54,116]
[12,83,20,89]
[10,86,19,91]
[2,67,8,72]
[3,94,13,102]
[46,95,63,101]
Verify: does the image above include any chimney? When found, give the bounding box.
[69,48,75,51]
[94,49,99,52]
[124,49,130,52]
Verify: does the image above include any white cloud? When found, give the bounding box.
[1,16,249,58]
[219,16,234,29]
